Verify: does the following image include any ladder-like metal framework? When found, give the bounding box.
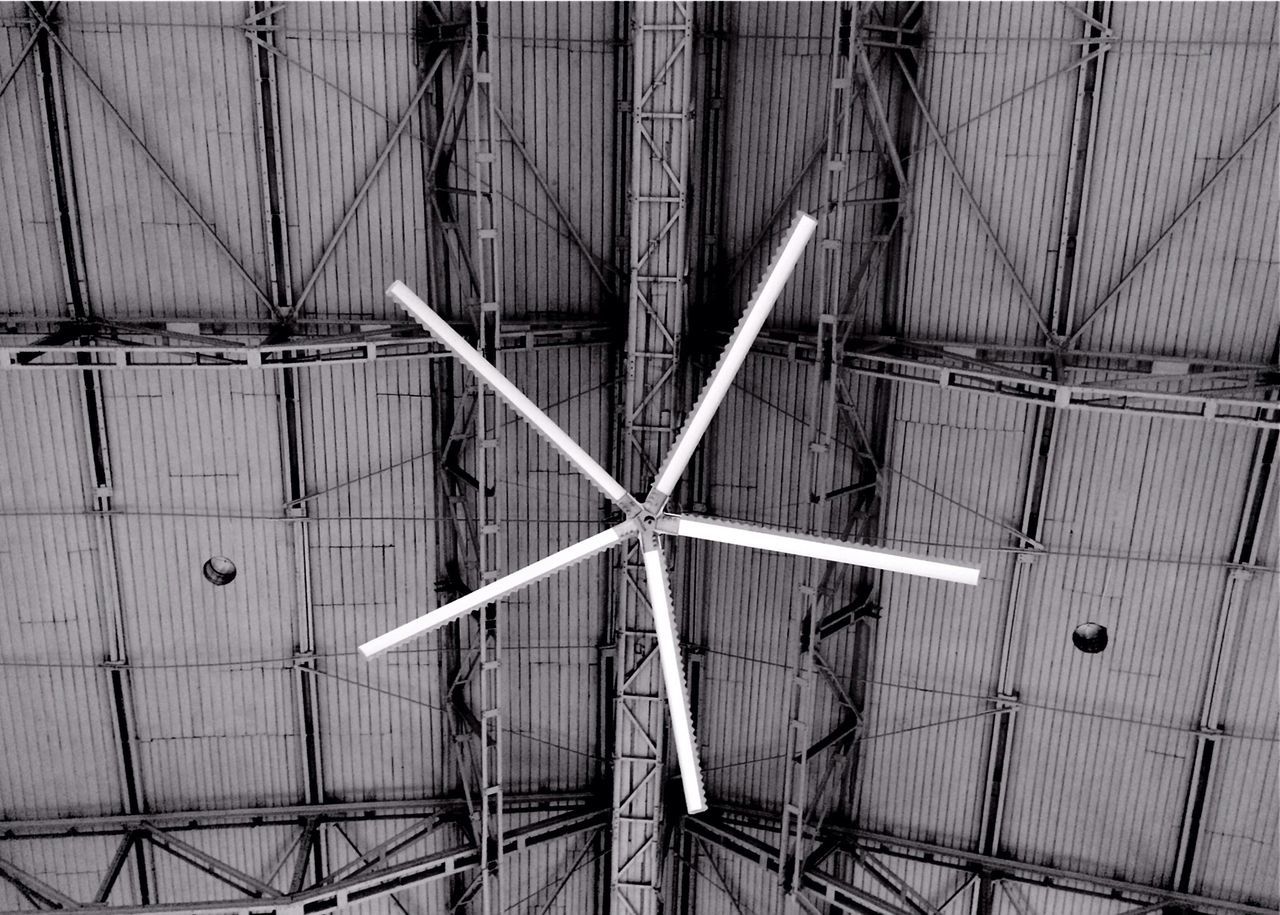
[777,5,861,908]
[611,3,694,912]
[467,5,505,912]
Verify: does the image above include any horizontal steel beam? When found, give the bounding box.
[712,805,1276,915]
[0,317,615,370]
[0,807,605,915]
[751,330,1280,428]
[0,792,591,839]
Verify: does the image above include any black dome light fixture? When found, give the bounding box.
[1071,621,1108,653]
[202,556,237,586]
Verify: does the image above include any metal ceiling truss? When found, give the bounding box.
[608,3,694,913]
[412,24,481,906]
[0,317,614,369]
[710,806,1276,915]
[5,797,1265,915]
[24,1,154,905]
[860,7,1279,435]
[778,6,864,911]
[794,10,924,914]
[0,807,605,915]
[0,794,590,839]
[668,6,729,911]
[451,7,506,911]
[750,332,1280,430]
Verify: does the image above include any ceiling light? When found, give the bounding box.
[1072,622,1108,653]
[658,514,981,585]
[649,213,819,502]
[202,556,237,586]
[358,523,634,659]
[642,547,707,814]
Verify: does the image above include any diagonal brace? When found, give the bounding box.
[142,824,285,897]
[22,1,275,316]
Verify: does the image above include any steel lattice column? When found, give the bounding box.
[776,5,862,909]
[610,3,694,912]
[461,5,506,913]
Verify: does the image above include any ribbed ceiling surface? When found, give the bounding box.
[0,2,1276,914]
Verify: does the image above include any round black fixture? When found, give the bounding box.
[1071,622,1108,653]
[203,556,237,586]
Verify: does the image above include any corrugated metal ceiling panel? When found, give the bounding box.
[0,661,122,819]
[490,2,618,315]
[901,1,1080,345]
[690,823,786,915]
[96,369,302,809]
[493,346,614,791]
[1000,411,1261,885]
[1190,528,1279,907]
[0,372,92,510]
[115,513,302,809]
[0,374,121,818]
[718,2,843,332]
[297,360,449,800]
[100,369,284,512]
[57,2,269,320]
[502,810,604,915]
[856,385,1032,848]
[692,358,822,809]
[1191,737,1279,908]
[0,5,67,320]
[1070,2,1279,361]
[275,1,432,321]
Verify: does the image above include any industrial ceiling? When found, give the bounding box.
[0,2,1276,914]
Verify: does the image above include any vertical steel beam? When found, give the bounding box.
[820,6,922,896]
[598,18,631,912]
[278,363,326,885]
[778,7,860,909]
[465,6,505,912]
[411,21,483,906]
[245,3,328,887]
[28,3,153,904]
[1170,423,1276,892]
[690,0,730,333]
[246,1,293,319]
[971,12,1111,912]
[678,7,729,905]
[610,4,694,913]
[1047,2,1111,340]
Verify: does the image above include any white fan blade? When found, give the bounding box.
[641,545,707,815]
[647,212,818,506]
[387,281,638,512]
[360,522,635,658]
[656,514,981,586]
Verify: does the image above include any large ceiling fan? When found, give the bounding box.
[360,212,980,815]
